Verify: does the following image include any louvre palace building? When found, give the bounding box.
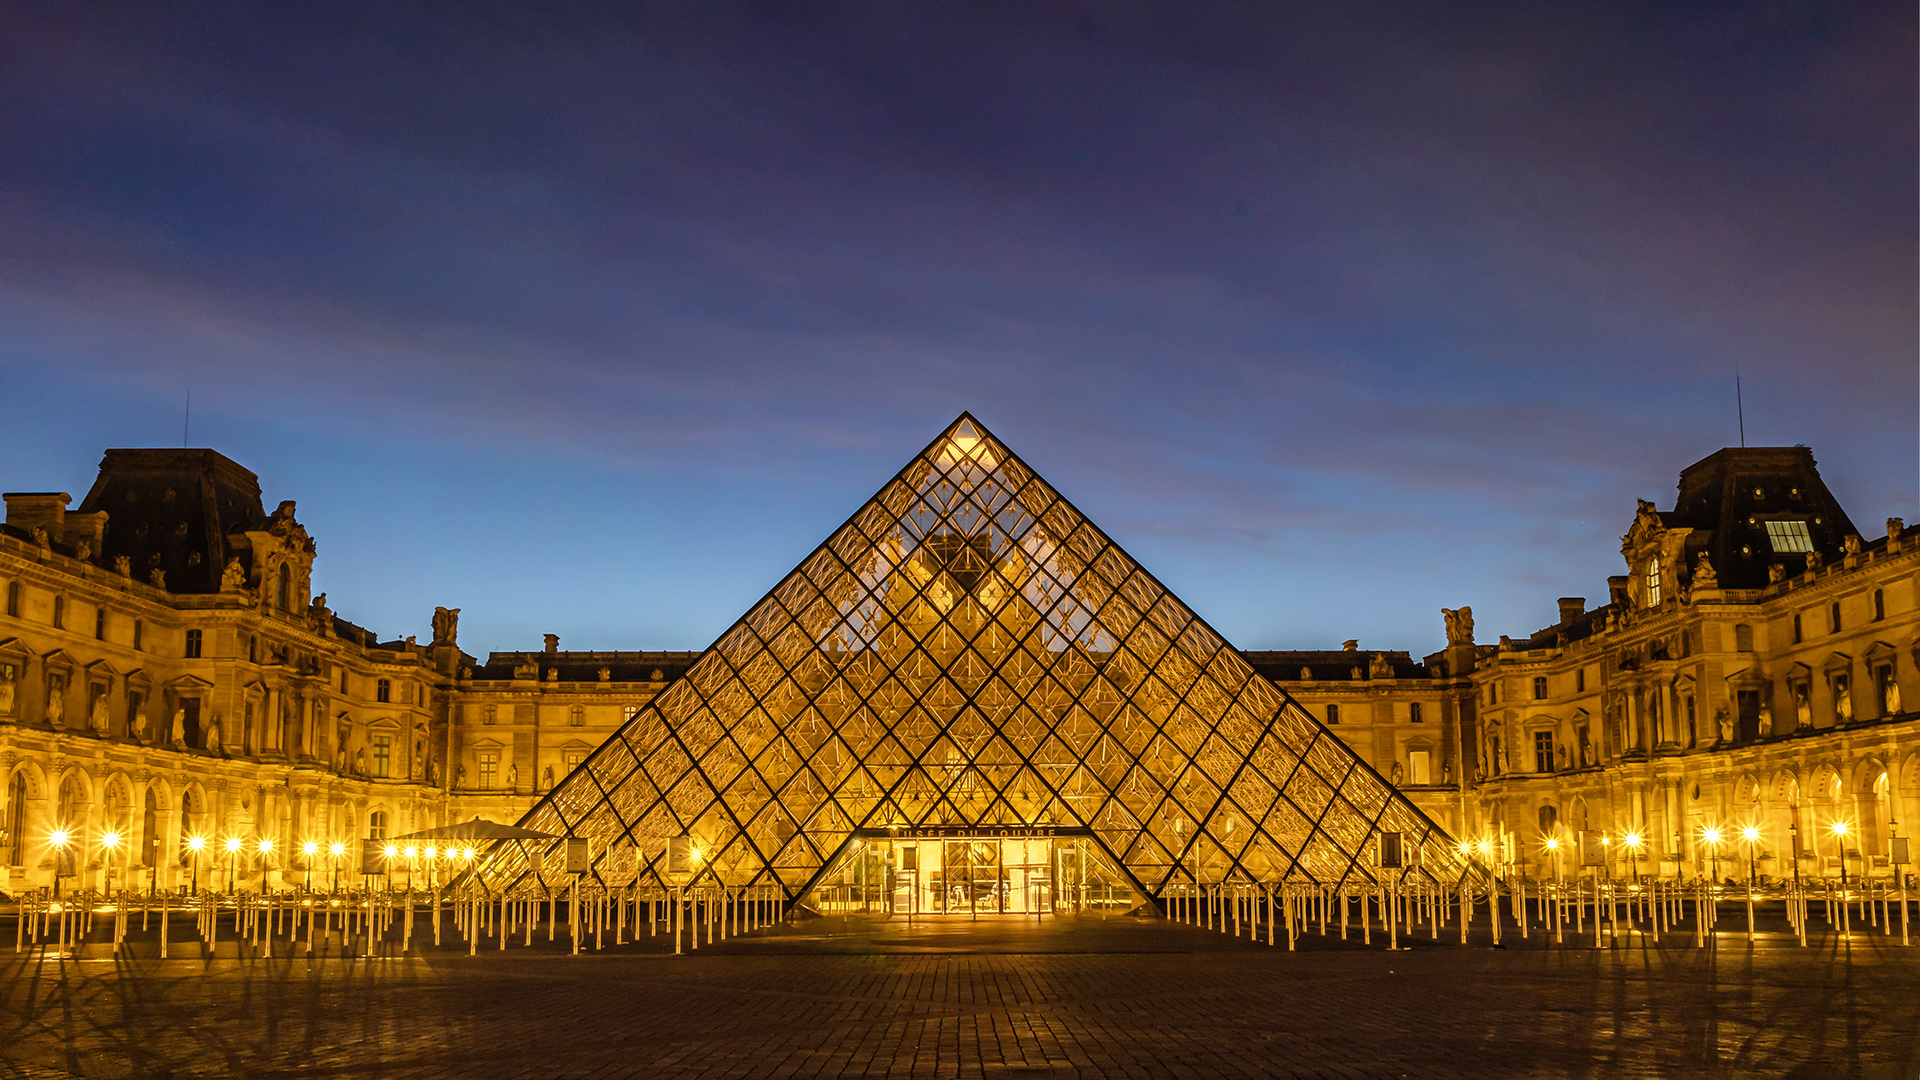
[1,418,1914,908]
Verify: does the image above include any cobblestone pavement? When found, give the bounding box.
[1,913,1916,1079]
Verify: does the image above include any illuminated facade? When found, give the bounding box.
[2,434,1912,903]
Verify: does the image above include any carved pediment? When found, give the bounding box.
[1863,640,1896,664]
[1822,651,1854,675]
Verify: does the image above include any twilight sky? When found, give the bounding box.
[1,2,1914,659]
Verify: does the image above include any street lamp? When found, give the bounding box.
[224,836,244,894]
[257,837,275,892]
[1740,826,1761,885]
[302,842,318,891]
[383,844,399,893]
[48,829,72,898]
[186,835,207,894]
[100,830,123,895]
[1699,826,1724,883]
[328,841,345,892]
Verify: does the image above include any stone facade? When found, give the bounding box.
[1,444,1912,895]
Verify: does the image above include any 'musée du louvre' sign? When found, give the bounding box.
[474,414,1466,904]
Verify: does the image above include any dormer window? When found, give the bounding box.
[1765,520,1814,553]
[1645,559,1662,607]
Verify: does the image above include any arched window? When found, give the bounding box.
[1325,703,1340,725]
[276,564,291,611]
[134,788,159,866]
[1645,560,1662,607]
[4,773,26,865]
[178,792,195,863]
[368,810,388,841]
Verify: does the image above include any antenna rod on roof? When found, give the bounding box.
[1735,362,1745,448]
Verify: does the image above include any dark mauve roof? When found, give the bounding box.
[75,448,269,593]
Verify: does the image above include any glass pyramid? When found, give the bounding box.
[473,415,1466,905]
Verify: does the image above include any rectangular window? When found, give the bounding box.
[1765,519,1814,553]
[51,596,64,629]
[1409,702,1423,723]
[372,735,391,779]
[4,580,18,617]
[1792,614,1802,644]
[1575,668,1587,693]
[339,669,348,694]
[1532,677,1547,700]
[1326,703,1340,725]
[132,619,143,651]
[622,705,640,724]
[1645,562,1662,607]
[94,608,106,640]
[483,704,497,725]
[1534,731,1555,773]
[1830,601,1842,633]
[376,678,391,703]
[1734,624,1753,652]
[1407,750,1431,786]
[184,628,202,659]
[1874,589,1885,621]
[478,752,498,790]
[569,705,585,727]
[565,751,585,774]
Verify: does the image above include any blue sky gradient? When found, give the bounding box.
[1,2,1913,658]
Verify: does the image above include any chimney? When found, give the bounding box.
[1557,597,1586,626]
[1607,576,1629,609]
[1341,639,1359,652]
[4,493,71,541]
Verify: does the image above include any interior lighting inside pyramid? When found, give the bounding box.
[471,415,1467,914]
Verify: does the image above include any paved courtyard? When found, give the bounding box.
[1,912,1916,1079]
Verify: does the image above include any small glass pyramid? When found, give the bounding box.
[473,415,1466,907]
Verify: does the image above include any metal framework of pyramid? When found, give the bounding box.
[473,415,1467,903]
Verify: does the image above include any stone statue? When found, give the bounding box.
[1578,728,1593,767]
[1389,761,1404,785]
[1692,552,1718,589]
[1556,744,1568,770]
[28,526,49,549]
[456,764,466,789]
[414,739,426,778]
[169,707,186,746]
[543,765,555,789]
[1805,548,1823,572]
[1843,534,1863,556]
[354,747,367,775]
[114,555,131,577]
[131,707,149,742]
[428,757,440,786]
[1369,654,1394,680]
[308,592,330,625]
[1441,758,1453,784]
[1768,563,1787,584]
[1716,707,1735,745]
[0,666,14,717]
[1442,606,1475,646]
[88,692,109,734]
[46,684,65,728]
[149,568,166,590]
[74,541,91,562]
[204,713,222,754]
[508,763,519,790]
[221,558,247,590]
[431,607,461,647]
[598,667,611,682]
